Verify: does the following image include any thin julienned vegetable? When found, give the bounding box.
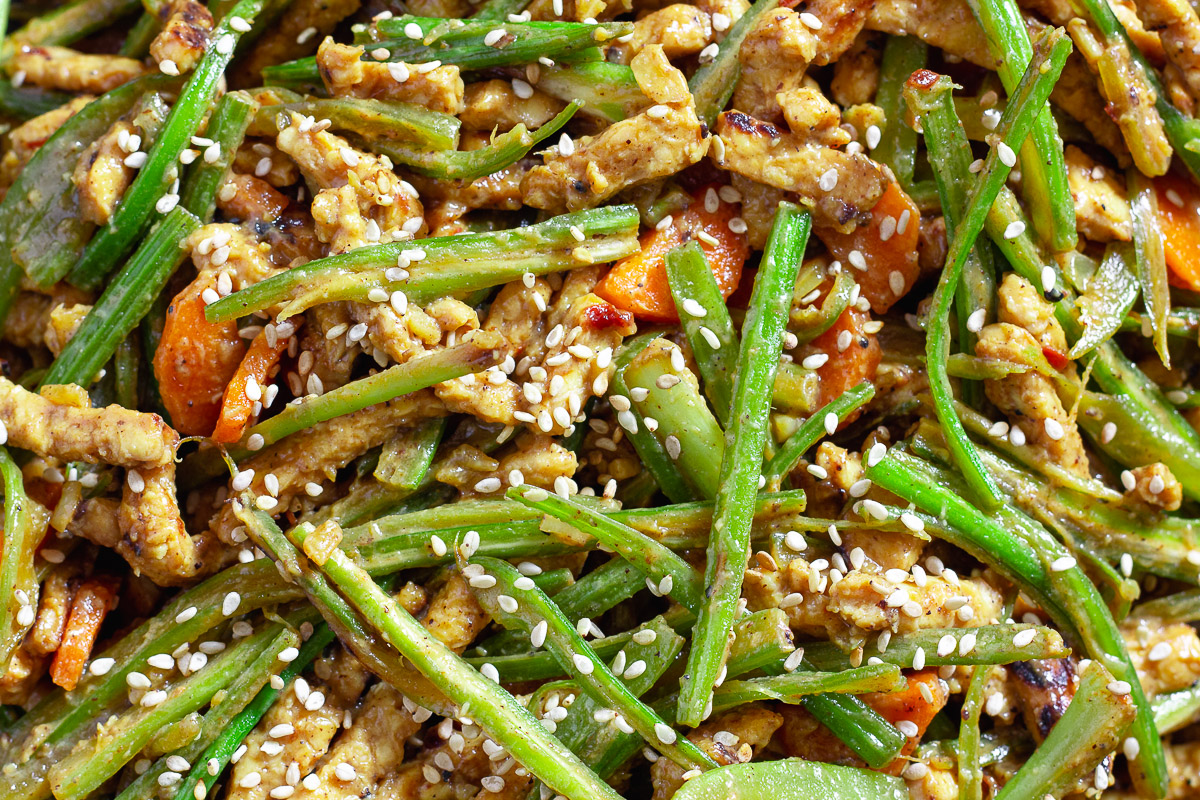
[678,202,810,727]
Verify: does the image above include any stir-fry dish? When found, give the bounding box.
[4,0,1200,798]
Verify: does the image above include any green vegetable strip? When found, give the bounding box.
[115,625,299,800]
[801,624,1067,671]
[471,0,531,20]
[474,557,646,658]
[264,18,630,85]
[687,0,780,127]
[67,0,266,291]
[673,758,908,800]
[763,381,875,487]
[993,663,1135,800]
[508,485,704,614]
[119,11,159,57]
[1068,242,1140,359]
[913,28,1071,510]
[666,241,740,424]
[239,510,453,714]
[205,205,640,322]
[0,0,10,44]
[373,418,445,491]
[172,624,337,800]
[179,92,254,222]
[41,208,200,388]
[965,0,1075,251]
[47,625,281,800]
[873,36,928,190]
[864,449,1167,796]
[623,339,725,499]
[113,336,139,409]
[233,339,500,455]
[1127,169,1172,367]
[0,82,71,120]
[371,101,579,181]
[531,61,647,123]
[1152,683,1200,734]
[902,70,996,403]
[710,665,904,714]
[608,335,697,503]
[254,90,461,150]
[469,555,716,772]
[545,616,686,778]
[280,525,625,800]
[0,448,36,673]
[1135,590,1200,623]
[678,202,810,727]
[957,662,990,800]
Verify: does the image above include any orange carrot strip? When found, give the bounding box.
[1154,173,1200,292]
[816,182,921,314]
[49,577,119,692]
[595,186,749,322]
[864,670,950,775]
[211,327,292,444]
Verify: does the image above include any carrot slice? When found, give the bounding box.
[211,327,291,444]
[806,303,882,408]
[864,670,950,775]
[816,182,921,314]
[1154,172,1200,292]
[49,577,118,691]
[595,186,750,322]
[153,271,247,436]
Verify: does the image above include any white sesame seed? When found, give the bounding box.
[512,79,533,99]
[223,592,241,616]
[655,723,677,744]
[1050,556,1076,572]
[1004,220,1025,240]
[1040,265,1057,294]
[334,762,357,781]
[176,606,198,624]
[1043,418,1064,440]
[572,653,594,675]
[1108,680,1132,696]
[997,142,1016,167]
[89,658,116,676]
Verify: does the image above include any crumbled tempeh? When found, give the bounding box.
[715,110,887,229]
[521,46,707,212]
[732,8,818,120]
[317,39,465,115]
[1135,0,1200,101]
[118,464,223,585]
[744,553,1002,639]
[651,705,782,800]
[1123,462,1183,511]
[805,0,873,65]
[1123,618,1200,695]
[233,140,300,189]
[460,79,566,132]
[436,266,635,435]
[420,573,490,653]
[0,377,176,468]
[25,564,76,656]
[776,85,851,146]
[526,0,632,22]
[228,676,346,800]
[72,120,136,226]
[436,433,579,497]
[976,324,1091,477]
[1064,145,1132,242]
[149,0,213,74]
[830,33,883,107]
[0,96,93,191]
[297,302,358,392]
[277,113,425,252]
[867,0,995,68]
[42,303,91,357]
[907,764,959,800]
[352,296,480,366]
[1049,52,1132,167]
[8,46,145,94]
[998,272,1068,354]
[617,4,713,60]
[236,0,362,87]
